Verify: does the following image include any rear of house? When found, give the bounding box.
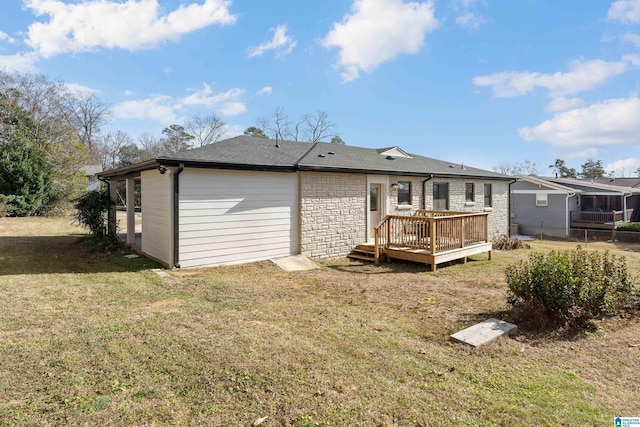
[99,136,511,269]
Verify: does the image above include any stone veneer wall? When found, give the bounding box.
[299,171,367,258]
[422,178,509,238]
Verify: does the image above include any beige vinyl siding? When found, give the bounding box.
[178,169,298,268]
[141,169,172,266]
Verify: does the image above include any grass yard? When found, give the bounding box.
[1,217,639,426]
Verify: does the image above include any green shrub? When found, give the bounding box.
[74,190,115,238]
[617,222,640,232]
[506,246,635,328]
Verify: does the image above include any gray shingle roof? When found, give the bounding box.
[539,176,640,194]
[101,135,510,180]
[157,136,312,168]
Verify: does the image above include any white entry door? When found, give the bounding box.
[368,183,383,241]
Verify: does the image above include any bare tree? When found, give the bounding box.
[304,110,335,142]
[493,162,515,175]
[0,71,77,148]
[256,107,337,142]
[97,130,134,170]
[183,114,226,147]
[138,132,165,159]
[493,160,539,176]
[69,91,110,153]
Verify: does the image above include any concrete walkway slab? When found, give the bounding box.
[271,255,319,271]
[450,318,517,347]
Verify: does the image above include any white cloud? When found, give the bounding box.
[0,52,38,72]
[607,0,640,24]
[123,90,136,96]
[473,57,633,98]
[565,148,599,159]
[257,86,273,95]
[605,157,640,176]
[112,84,248,124]
[219,102,247,116]
[518,97,640,148]
[65,82,98,96]
[453,0,487,30]
[162,66,174,75]
[177,83,246,109]
[24,0,236,57]
[322,0,439,82]
[112,95,177,124]
[546,97,585,112]
[248,24,296,58]
[456,12,486,30]
[621,32,640,46]
[0,31,16,44]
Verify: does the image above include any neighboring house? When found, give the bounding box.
[511,175,640,238]
[591,177,640,189]
[85,165,103,192]
[98,136,511,269]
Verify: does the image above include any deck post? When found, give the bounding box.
[430,218,437,253]
[374,228,380,265]
[460,217,465,248]
[484,215,489,242]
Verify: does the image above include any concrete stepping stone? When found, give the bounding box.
[450,318,517,347]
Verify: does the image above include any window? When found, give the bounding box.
[536,192,548,207]
[397,181,411,206]
[484,183,492,207]
[465,183,475,202]
[433,182,449,210]
[370,186,379,211]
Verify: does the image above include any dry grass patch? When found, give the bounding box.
[0,218,639,426]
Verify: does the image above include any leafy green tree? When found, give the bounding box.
[117,143,142,167]
[330,135,345,145]
[1,71,87,213]
[0,132,53,216]
[161,124,194,153]
[636,167,640,177]
[243,126,267,138]
[549,159,577,178]
[579,158,606,179]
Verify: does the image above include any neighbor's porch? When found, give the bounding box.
[570,193,635,230]
[569,209,633,230]
[350,210,492,271]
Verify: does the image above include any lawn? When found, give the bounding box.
[0,217,639,426]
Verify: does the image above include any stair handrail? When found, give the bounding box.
[373,215,390,264]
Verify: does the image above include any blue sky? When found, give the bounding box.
[1,0,640,176]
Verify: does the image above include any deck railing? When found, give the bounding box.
[373,211,489,263]
[570,210,631,227]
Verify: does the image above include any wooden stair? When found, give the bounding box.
[347,244,377,262]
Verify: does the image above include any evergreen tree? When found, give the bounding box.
[579,158,606,179]
[0,131,53,216]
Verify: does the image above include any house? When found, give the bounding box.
[85,165,103,192]
[97,136,511,269]
[511,175,640,238]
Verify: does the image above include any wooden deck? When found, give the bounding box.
[368,210,492,271]
[570,210,633,230]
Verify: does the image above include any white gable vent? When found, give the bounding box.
[536,193,548,207]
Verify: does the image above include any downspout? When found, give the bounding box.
[173,163,184,269]
[508,179,517,236]
[422,174,434,209]
[98,176,115,236]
